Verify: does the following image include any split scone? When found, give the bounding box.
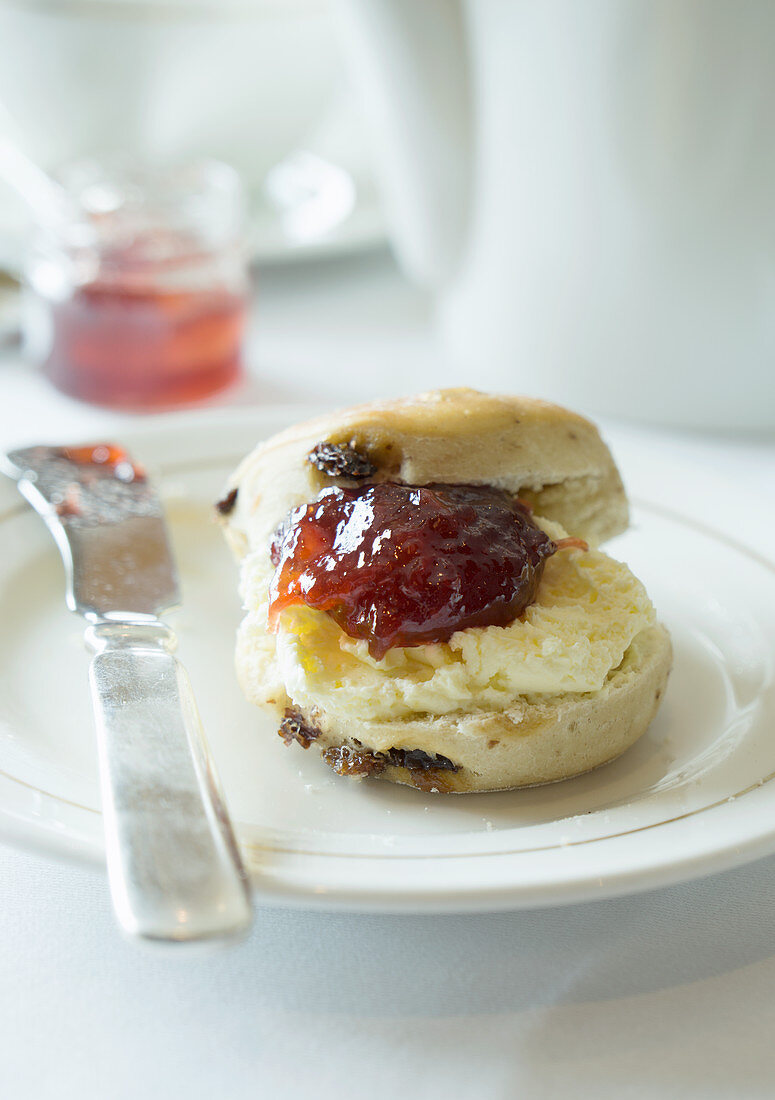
[218,388,671,793]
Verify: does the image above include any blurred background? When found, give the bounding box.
[0,0,773,430]
[2,10,775,1097]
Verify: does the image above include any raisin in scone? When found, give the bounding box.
[218,388,671,793]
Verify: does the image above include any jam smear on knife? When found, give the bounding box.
[56,443,146,482]
[268,482,584,659]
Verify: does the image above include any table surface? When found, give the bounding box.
[2,250,775,1100]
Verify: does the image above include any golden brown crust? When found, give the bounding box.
[222,388,629,558]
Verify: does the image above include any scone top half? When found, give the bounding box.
[222,388,629,559]
[220,388,670,794]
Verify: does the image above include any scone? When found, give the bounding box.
[218,388,671,793]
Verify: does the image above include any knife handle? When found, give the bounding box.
[85,621,252,944]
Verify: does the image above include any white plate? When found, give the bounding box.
[1,409,774,912]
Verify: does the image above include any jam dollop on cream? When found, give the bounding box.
[268,482,584,660]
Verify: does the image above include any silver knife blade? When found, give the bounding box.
[2,444,180,618]
[2,441,253,944]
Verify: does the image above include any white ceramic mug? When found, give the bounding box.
[340,0,775,429]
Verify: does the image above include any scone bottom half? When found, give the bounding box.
[218,388,672,794]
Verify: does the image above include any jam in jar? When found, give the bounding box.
[24,158,248,410]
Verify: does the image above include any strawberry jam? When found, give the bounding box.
[268,482,560,659]
[56,443,146,482]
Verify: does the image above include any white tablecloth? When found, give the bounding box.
[2,251,775,1100]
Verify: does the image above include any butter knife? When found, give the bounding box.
[2,443,252,944]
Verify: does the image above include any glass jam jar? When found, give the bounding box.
[24,158,248,409]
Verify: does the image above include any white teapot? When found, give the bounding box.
[340,0,775,429]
